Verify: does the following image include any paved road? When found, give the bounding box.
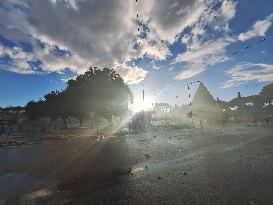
[1,126,273,204]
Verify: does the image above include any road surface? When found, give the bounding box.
[1,126,273,204]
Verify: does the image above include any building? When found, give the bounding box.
[191,82,223,125]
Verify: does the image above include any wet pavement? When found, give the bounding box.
[1,126,273,204]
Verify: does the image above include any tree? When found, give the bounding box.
[260,83,273,100]
[65,67,133,122]
[25,67,133,127]
[217,82,273,121]
[25,100,46,120]
[260,82,273,113]
[260,83,273,98]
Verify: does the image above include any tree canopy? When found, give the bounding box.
[26,67,133,122]
[260,83,273,100]
[217,82,273,120]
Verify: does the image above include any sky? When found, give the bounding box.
[0,0,273,107]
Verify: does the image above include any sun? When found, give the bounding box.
[129,95,155,113]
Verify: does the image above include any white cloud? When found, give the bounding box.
[175,37,233,63]
[220,0,237,24]
[0,0,206,83]
[0,43,89,74]
[175,67,204,80]
[0,44,36,74]
[0,42,148,85]
[140,37,171,61]
[113,61,148,85]
[35,44,89,74]
[180,0,237,51]
[174,0,237,80]
[0,0,238,84]
[0,0,205,82]
[139,0,209,44]
[238,14,273,41]
[0,0,148,84]
[222,63,273,88]
[175,36,234,80]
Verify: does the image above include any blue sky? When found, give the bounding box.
[0,0,273,107]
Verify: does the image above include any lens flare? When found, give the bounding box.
[129,95,154,113]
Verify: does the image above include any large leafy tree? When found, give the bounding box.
[260,83,273,100]
[26,67,133,125]
[65,67,133,120]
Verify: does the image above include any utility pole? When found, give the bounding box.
[143,89,145,118]
[142,89,144,111]
[142,89,145,131]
